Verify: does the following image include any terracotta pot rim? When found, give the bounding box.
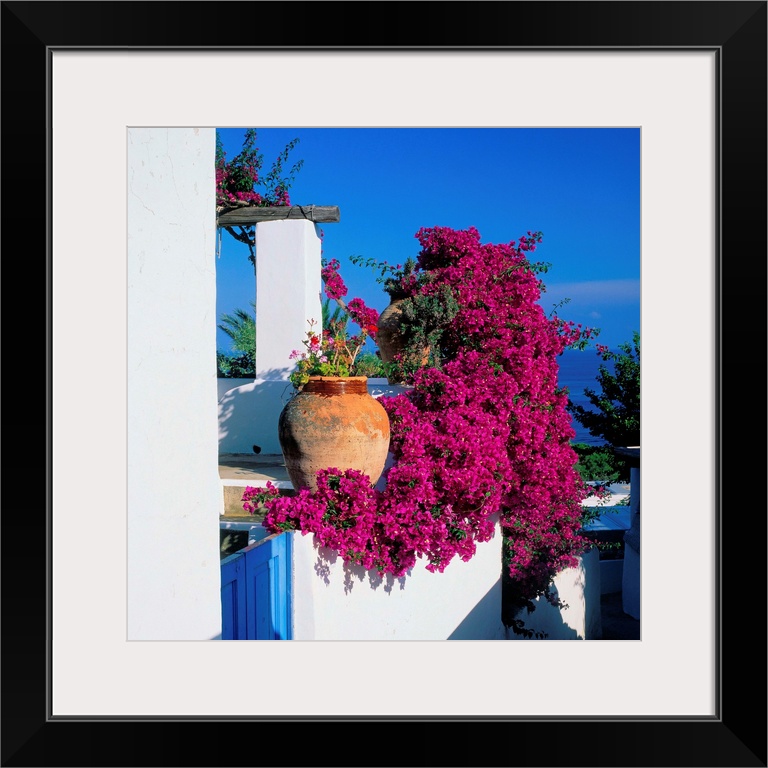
[306,375,368,382]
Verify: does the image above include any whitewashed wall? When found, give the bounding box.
[507,547,602,640]
[217,220,322,455]
[217,377,253,402]
[290,517,508,640]
[127,127,222,640]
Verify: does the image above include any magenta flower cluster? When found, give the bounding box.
[215,128,292,209]
[320,259,379,336]
[287,261,380,388]
[345,298,379,339]
[244,226,596,604]
[215,163,273,207]
[320,258,348,301]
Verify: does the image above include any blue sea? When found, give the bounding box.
[555,349,610,447]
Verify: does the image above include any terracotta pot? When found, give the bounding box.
[376,298,429,384]
[278,376,390,492]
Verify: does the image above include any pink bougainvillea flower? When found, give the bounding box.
[250,226,597,607]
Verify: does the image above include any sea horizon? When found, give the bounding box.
[557,348,612,447]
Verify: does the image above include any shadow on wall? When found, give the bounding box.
[448,579,508,640]
[218,366,295,454]
[502,581,582,641]
[500,552,601,641]
[217,376,253,402]
[312,543,409,594]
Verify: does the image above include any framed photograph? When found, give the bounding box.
[8,1,765,765]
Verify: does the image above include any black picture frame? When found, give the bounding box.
[4,2,765,766]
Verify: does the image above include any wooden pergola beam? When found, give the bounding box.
[216,205,340,227]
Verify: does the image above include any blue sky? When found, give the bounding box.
[215,127,640,357]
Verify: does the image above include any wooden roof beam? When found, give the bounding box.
[216,205,340,227]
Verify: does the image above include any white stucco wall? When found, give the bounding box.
[254,219,323,378]
[218,219,322,454]
[290,518,508,640]
[127,127,222,640]
[217,377,253,402]
[507,547,602,640]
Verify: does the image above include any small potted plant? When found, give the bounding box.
[278,267,390,493]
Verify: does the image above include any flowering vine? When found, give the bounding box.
[320,258,348,302]
[215,128,304,265]
[287,258,379,389]
[215,128,302,209]
[243,226,598,628]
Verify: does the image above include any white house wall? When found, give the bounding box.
[506,547,602,640]
[290,520,508,640]
[127,127,222,640]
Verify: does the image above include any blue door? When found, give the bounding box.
[220,531,292,640]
